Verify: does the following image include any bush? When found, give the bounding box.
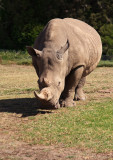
[11,24,44,50]
[100,24,113,56]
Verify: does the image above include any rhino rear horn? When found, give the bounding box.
[26,46,42,57]
[56,40,69,59]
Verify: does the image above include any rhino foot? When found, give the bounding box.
[60,99,76,107]
[74,94,86,101]
[74,89,86,101]
[54,101,60,109]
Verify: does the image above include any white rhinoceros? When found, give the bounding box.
[27,18,102,108]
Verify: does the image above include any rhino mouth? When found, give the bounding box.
[34,87,60,109]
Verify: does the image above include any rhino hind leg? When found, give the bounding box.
[60,66,84,107]
[74,77,86,101]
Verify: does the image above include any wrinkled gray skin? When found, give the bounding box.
[27,18,102,109]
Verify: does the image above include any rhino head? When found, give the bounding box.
[26,41,69,108]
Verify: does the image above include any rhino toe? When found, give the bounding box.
[60,99,76,107]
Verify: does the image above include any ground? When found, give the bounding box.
[0,138,113,160]
[0,65,113,160]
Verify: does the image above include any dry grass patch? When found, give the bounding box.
[0,65,38,98]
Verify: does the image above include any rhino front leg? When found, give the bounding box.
[60,66,84,107]
[74,77,86,101]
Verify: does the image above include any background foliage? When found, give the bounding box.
[0,0,113,56]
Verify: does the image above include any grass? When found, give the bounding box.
[0,50,32,65]
[17,99,113,152]
[0,88,36,96]
[0,50,113,67]
[0,65,113,154]
[98,60,113,67]
[0,49,113,156]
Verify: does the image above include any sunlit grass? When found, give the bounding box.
[17,99,113,152]
[0,88,37,96]
[0,50,113,67]
[0,65,113,153]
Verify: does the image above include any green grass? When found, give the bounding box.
[98,60,113,67]
[0,50,113,67]
[0,88,36,96]
[0,50,32,65]
[0,52,113,154]
[17,99,113,152]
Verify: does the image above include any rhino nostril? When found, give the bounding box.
[38,78,49,89]
[58,81,61,86]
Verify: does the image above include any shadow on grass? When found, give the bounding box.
[0,98,52,117]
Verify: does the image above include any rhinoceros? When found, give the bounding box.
[26,18,102,109]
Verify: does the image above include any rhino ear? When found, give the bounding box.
[26,46,42,57]
[56,40,69,60]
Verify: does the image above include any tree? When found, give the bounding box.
[0,0,113,53]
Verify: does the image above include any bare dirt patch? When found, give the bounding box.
[0,137,113,160]
[0,65,113,160]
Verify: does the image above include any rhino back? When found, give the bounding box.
[63,18,102,75]
[34,18,102,75]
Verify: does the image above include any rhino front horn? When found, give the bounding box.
[34,88,53,101]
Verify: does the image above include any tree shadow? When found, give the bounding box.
[0,98,52,117]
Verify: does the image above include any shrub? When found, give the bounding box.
[100,24,113,56]
[12,24,44,50]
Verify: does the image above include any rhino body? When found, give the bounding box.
[27,18,102,108]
